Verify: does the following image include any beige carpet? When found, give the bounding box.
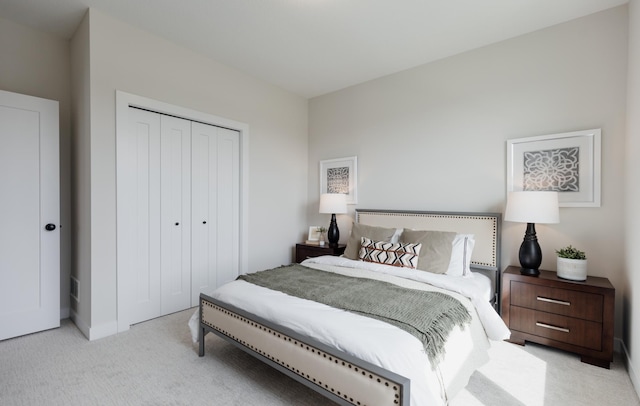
[1,309,638,406]
[452,338,638,406]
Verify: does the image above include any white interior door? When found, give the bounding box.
[191,123,239,306]
[0,90,60,341]
[118,108,162,325]
[160,115,191,315]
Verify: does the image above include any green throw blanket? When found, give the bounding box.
[237,264,471,367]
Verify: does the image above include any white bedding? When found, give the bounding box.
[306,256,510,341]
[190,256,510,405]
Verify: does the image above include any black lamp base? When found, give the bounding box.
[518,222,542,277]
[519,267,540,276]
[327,213,340,248]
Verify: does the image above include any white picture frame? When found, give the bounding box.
[319,156,358,204]
[506,129,601,207]
[307,226,321,242]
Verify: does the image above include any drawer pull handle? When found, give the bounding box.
[537,296,570,306]
[536,322,570,333]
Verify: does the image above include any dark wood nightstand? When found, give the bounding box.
[295,243,346,263]
[501,266,615,368]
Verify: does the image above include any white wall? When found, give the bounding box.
[70,9,309,338]
[0,16,72,318]
[69,13,92,330]
[309,6,628,339]
[624,0,640,392]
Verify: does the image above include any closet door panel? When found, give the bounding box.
[119,108,161,325]
[160,116,192,315]
[191,124,215,305]
[191,123,239,305]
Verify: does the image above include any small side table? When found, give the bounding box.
[295,243,346,263]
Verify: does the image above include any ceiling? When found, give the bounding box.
[0,0,628,98]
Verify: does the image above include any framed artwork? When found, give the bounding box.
[320,156,358,204]
[307,226,321,242]
[507,129,601,207]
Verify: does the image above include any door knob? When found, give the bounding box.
[45,223,56,231]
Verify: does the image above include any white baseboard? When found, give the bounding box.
[620,339,640,400]
[70,309,90,339]
[69,309,119,341]
[88,320,119,341]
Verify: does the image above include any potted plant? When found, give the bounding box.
[317,227,327,246]
[555,245,587,281]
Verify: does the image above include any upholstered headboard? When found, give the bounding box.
[355,209,502,308]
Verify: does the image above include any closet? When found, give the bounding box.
[117,107,239,326]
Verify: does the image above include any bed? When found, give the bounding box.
[191,209,510,405]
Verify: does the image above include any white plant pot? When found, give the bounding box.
[557,257,588,281]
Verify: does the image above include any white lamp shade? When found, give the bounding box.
[319,193,347,214]
[504,191,559,224]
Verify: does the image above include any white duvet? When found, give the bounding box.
[189,256,510,405]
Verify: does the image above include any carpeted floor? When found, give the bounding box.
[1,309,638,406]
[452,337,639,405]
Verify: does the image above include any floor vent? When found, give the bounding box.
[70,276,79,302]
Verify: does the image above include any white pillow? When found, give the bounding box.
[390,228,403,243]
[447,234,475,277]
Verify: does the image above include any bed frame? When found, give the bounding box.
[199,209,501,406]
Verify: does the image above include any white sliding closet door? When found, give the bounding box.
[118,108,162,325]
[191,123,240,306]
[160,116,191,315]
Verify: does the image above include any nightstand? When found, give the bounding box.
[501,266,615,368]
[295,243,346,263]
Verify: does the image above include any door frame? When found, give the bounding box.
[115,91,249,333]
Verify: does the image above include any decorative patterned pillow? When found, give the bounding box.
[358,237,422,269]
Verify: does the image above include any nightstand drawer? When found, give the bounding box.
[509,307,602,351]
[510,281,603,322]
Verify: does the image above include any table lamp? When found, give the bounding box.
[319,193,347,247]
[504,191,559,276]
